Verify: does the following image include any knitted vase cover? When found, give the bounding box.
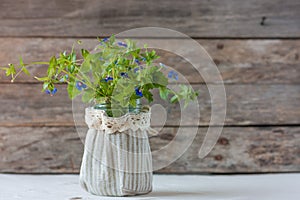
[79,106,157,196]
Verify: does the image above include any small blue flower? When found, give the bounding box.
[102,37,109,42]
[99,37,109,46]
[105,76,114,82]
[120,72,128,78]
[142,57,146,61]
[135,59,141,65]
[168,70,179,80]
[53,88,58,94]
[168,70,174,78]
[117,42,127,47]
[133,66,144,73]
[135,87,143,97]
[45,88,57,96]
[75,81,87,91]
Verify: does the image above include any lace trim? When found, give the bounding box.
[85,106,158,135]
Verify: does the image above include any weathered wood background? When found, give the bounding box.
[0,0,299,173]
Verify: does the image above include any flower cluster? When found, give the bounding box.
[0,35,198,115]
[45,88,57,96]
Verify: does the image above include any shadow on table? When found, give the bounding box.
[143,189,250,199]
[145,191,204,198]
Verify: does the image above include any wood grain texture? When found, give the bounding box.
[154,127,300,173]
[0,0,298,175]
[0,38,299,84]
[1,126,299,173]
[0,0,299,37]
[0,127,82,173]
[0,84,299,127]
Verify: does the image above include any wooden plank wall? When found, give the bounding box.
[0,0,299,173]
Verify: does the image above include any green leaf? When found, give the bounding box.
[159,86,169,100]
[152,70,168,86]
[47,83,54,91]
[80,60,90,73]
[6,64,16,76]
[42,82,50,91]
[81,53,102,73]
[47,56,57,77]
[71,53,76,63]
[19,57,24,67]
[109,34,115,45]
[170,95,179,103]
[143,90,153,103]
[21,67,30,76]
[151,50,156,57]
[81,49,89,59]
[69,65,75,73]
[169,85,199,107]
[34,76,49,82]
[67,83,81,99]
[82,88,94,103]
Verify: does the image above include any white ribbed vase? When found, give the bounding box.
[79,106,157,196]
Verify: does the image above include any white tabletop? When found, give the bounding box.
[0,173,299,200]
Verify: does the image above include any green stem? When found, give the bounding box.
[25,61,49,65]
[60,69,96,91]
[72,65,95,89]
[11,69,22,82]
[11,61,49,81]
[57,57,93,88]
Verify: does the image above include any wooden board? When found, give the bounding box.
[0,83,299,127]
[0,38,299,84]
[0,0,299,37]
[0,0,299,174]
[1,126,299,173]
[156,127,300,173]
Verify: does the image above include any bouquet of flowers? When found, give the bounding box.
[1,35,198,116]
